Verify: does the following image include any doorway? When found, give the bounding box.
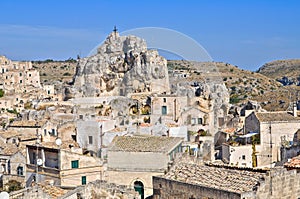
[134,181,144,199]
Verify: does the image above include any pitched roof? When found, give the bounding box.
[0,143,20,156]
[255,112,300,123]
[163,162,265,194]
[9,120,46,127]
[0,130,36,141]
[39,184,68,198]
[109,135,183,153]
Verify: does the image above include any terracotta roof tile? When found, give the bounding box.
[284,155,300,168]
[0,143,20,156]
[164,162,265,194]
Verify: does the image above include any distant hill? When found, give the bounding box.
[33,58,300,111]
[257,59,300,86]
[168,60,300,111]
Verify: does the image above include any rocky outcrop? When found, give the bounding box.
[257,59,300,82]
[70,31,169,98]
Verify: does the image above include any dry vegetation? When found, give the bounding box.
[257,59,300,79]
[168,60,300,111]
[32,59,77,84]
[33,58,300,111]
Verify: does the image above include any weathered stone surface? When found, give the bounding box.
[71,31,169,97]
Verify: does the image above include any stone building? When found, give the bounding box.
[0,55,41,92]
[245,111,300,167]
[59,180,139,199]
[25,141,103,187]
[153,161,300,199]
[107,135,183,198]
[0,143,26,189]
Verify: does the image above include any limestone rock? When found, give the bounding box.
[70,31,170,97]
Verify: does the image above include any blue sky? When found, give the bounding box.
[0,0,299,71]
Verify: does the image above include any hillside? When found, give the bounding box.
[257,59,300,85]
[32,59,77,84]
[33,58,300,111]
[168,60,300,111]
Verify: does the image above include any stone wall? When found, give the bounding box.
[152,176,241,199]
[253,168,300,199]
[106,170,162,198]
[108,151,169,172]
[59,180,139,199]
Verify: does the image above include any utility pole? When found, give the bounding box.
[269,121,273,196]
[136,101,140,134]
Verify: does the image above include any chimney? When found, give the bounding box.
[293,102,297,117]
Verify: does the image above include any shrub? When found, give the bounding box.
[5,180,22,192]
[0,89,4,97]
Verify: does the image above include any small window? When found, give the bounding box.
[81,176,86,185]
[163,98,166,103]
[198,118,203,124]
[162,106,167,115]
[29,74,31,77]
[242,155,246,160]
[44,129,47,136]
[51,129,56,136]
[191,118,196,125]
[71,160,79,168]
[47,90,50,95]
[88,136,93,144]
[17,166,23,176]
[19,73,22,77]
[20,80,22,83]
[79,115,83,120]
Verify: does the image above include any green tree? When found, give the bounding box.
[0,89,4,98]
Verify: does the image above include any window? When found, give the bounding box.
[71,160,79,168]
[191,118,196,125]
[163,98,166,103]
[79,115,83,120]
[44,129,47,136]
[162,106,167,115]
[51,129,56,136]
[47,90,50,94]
[29,73,31,77]
[242,155,246,160]
[19,73,22,77]
[88,136,93,144]
[81,176,86,185]
[198,118,203,124]
[19,80,22,83]
[17,166,23,176]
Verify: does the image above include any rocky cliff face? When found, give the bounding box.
[70,31,169,98]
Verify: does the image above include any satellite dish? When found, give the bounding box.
[0,191,9,199]
[55,138,62,146]
[37,158,43,166]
